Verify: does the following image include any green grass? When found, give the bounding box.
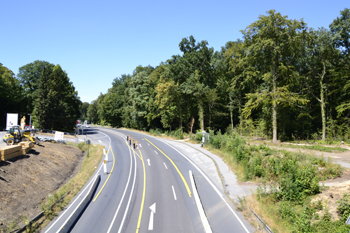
[201,131,348,232]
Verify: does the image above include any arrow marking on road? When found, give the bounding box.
[147,159,151,166]
[163,163,168,169]
[154,150,158,154]
[148,203,156,230]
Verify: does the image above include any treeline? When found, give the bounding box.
[0,61,80,131]
[84,9,350,142]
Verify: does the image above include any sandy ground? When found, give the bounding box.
[0,142,84,227]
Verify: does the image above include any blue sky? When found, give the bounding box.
[1,0,349,103]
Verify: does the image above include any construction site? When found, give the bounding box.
[0,114,86,231]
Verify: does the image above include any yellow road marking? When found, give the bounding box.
[125,141,142,160]
[145,138,192,197]
[136,148,146,233]
[93,146,115,202]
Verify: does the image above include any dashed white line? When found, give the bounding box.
[147,143,150,146]
[154,150,158,154]
[172,186,177,200]
[163,163,168,169]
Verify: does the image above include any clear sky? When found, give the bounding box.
[1,0,349,103]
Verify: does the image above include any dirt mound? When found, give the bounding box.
[0,142,84,226]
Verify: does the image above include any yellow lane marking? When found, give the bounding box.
[125,141,142,160]
[93,146,116,202]
[136,148,146,233]
[145,138,192,197]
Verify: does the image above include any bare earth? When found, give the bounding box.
[0,142,84,227]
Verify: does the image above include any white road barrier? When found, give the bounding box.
[58,175,100,233]
[189,170,213,233]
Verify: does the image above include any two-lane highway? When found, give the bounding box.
[44,127,253,232]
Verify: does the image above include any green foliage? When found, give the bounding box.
[337,193,350,220]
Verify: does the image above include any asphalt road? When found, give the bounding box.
[43,127,253,233]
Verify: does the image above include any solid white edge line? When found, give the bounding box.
[163,162,168,169]
[172,186,177,200]
[189,170,212,233]
[156,138,250,233]
[45,130,111,233]
[106,137,133,233]
[118,149,137,233]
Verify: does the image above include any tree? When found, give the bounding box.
[177,36,214,131]
[304,28,338,140]
[0,63,26,129]
[31,63,80,131]
[241,10,309,143]
[18,61,55,113]
[331,9,350,120]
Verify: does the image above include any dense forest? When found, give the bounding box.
[0,61,80,131]
[82,9,350,143]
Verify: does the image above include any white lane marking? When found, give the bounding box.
[147,143,150,146]
[154,150,158,154]
[163,163,168,169]
[139,144,142,148]
[142,138,144,140]
[46,131,111,233]
[147,159,151,166]
[99,140,102,144]
[172,186,177,200]
[116,149,137,233]
[107,138,134,233]
[148,203,156,231]
[155,138,250,233]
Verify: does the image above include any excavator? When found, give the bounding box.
[3,126,40,146]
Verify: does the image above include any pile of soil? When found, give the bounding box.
[0,142,84,226]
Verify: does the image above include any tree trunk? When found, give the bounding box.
[239,101,243,136]
[229,94,233,130]
[272,62,278,143]
[320,62,326,141]
[198,100,204,131]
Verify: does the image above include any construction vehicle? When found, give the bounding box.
[3,125,39,146]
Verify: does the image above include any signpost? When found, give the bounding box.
[6,113,18,130]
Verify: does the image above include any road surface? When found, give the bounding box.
[43,127,253,233]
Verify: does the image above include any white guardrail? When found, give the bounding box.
[58,175,101,233]
[189,170,213,233]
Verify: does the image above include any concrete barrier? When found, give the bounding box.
[58,175,100,233]
[189,170,212,233]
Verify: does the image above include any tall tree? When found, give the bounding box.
[241,10,309,143]
[18,61,55,113]
[304,28,338,140]
[0,63,26,128]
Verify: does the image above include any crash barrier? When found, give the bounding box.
[249,207,274,233]
[189,170,213,233]
[0,141,34,161]
[58,174,100,233]
[16,186,76,233]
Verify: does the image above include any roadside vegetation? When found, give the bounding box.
[192,130,350,232]
[11,142,103,233]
